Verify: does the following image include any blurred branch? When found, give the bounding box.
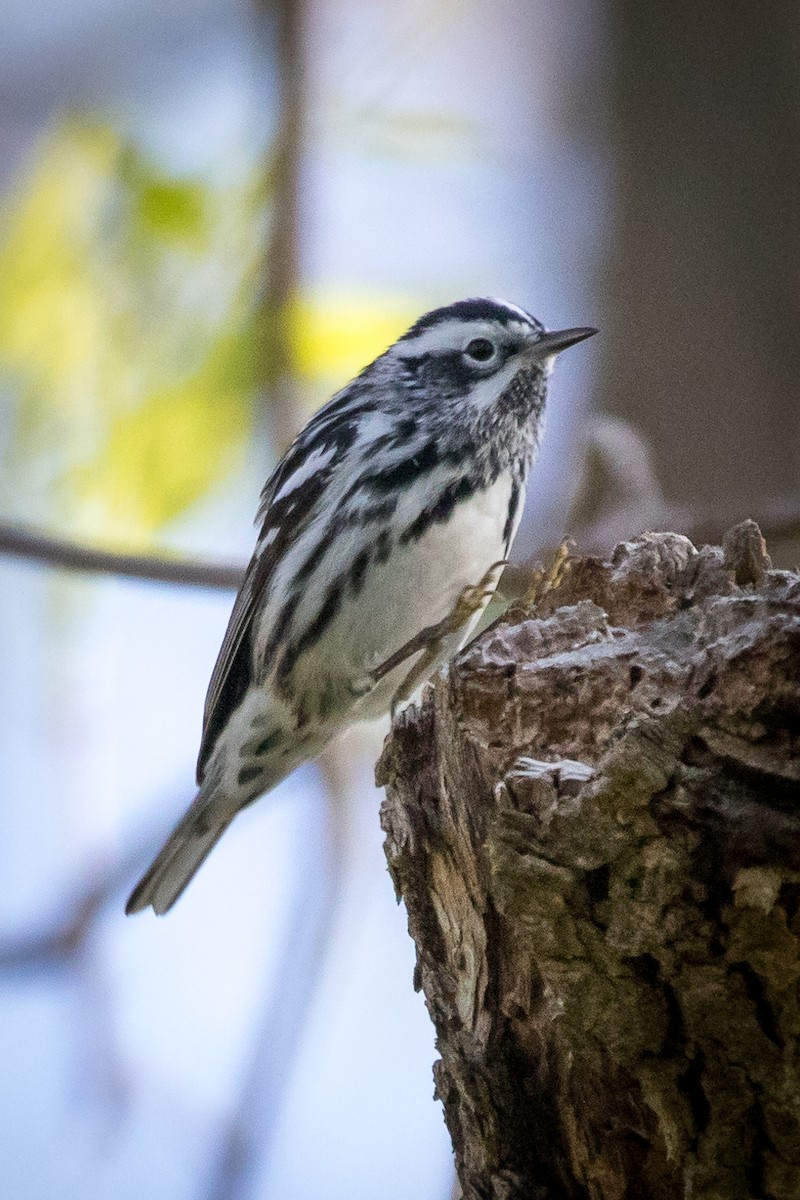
[563,415,800,556]
[0,817,175,974]
[3,416,799,603]
[505,416,800,593]
[0,806,191,1120]
[255,0,306,453]
[0,521,244,590]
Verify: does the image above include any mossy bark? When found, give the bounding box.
[378,523,800,1200]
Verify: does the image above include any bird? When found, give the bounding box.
[126,297,596,915]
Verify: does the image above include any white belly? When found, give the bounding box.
[373,473,513,643]
[288,472,519,719]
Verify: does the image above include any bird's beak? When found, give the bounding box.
[527,326,597,358]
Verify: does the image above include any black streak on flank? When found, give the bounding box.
[295,523,341,583]
[254,729,283,757]
[503,478,520,548]
[400,476,476,544]
[350,498,398,525]
[300,580,344,650]
[293,497,398,594]
[279,579,344,683]
[350,547,371,594]
[375,530,392,563]
[261,595,296,664]
[349,527,395,597]
[238,764,263,786]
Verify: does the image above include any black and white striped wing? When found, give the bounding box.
[195,384,370,781]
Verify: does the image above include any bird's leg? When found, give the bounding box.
[368,560,507,717]
[523,537,574,607]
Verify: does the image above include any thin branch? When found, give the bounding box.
[254,0,307,453]
[0,805,195,1130]
[3,415,799,602]
[0,812,176,975]
[0,521,244,590]
[525,415,800,571]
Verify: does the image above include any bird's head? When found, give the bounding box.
[386,297,596,425]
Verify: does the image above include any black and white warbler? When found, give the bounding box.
[127,297,595,914]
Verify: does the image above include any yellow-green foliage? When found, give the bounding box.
[0,118,418,546]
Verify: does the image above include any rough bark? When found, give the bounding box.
[378,523,800,1200]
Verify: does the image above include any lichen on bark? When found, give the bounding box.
[378,522,800,1200]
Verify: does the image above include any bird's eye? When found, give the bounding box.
[465,337,496,363]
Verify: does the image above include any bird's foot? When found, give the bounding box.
[523,537,574,607]
[370,560,507,718]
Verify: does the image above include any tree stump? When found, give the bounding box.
[377,523,800,1200]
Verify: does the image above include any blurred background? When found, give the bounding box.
[0,2,797,1198]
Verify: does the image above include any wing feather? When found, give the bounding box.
[195,386,368,780]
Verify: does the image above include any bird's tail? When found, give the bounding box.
[126,789,234,916]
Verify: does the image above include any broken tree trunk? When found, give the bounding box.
[378,523,800,1200]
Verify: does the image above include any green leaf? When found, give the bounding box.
[0,118,265,544]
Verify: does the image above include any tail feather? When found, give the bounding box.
[126,796,233,916]
[127,713,323,915]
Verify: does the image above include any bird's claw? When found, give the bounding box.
[523,537,574,607]
[369,560,508,718]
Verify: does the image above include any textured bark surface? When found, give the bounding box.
[377,523,800,1200]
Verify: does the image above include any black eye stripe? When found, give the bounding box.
[465,337,496,362]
